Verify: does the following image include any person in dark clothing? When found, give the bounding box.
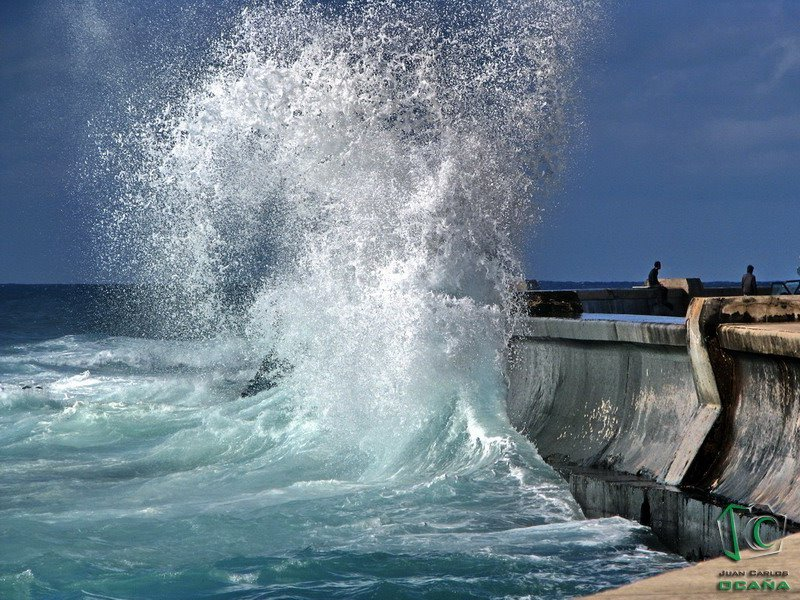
[647,260,673,311]
[647,261,662,287]
[742,265,757,295]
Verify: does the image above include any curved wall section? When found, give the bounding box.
[506,317,718,485]
[710,322,800,521]
[504,298,800,559]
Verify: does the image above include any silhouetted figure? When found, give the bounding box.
[742,265,757,296]
[647,261,662,287]
[647,260,673,312]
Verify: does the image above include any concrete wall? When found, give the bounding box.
[709,351,800,520]
[505,296,800,559]
[568,468,787,561]
[576,279,702,317]
[527,279,764,319]
[682,297,800,523]
[506,317,718,485]
[574,288,690,317]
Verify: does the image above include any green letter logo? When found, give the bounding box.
[747,515,779,551]
[717,504,787,561]
[718,503,749,561]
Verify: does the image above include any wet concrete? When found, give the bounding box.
[706,351,800,521]
[507,316,717,486]
[505,297,800,562]
[564,466,793,562]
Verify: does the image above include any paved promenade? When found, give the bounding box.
[588,532,800,598]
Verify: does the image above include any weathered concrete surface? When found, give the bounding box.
[566,467,792,562]
[660,278,705,296]
[512,316,686,346]
[717,296,800,323]
[573,279,702,317]
[505,296,800,565]
[578,288,689,317]
[705,349,800,522]
[587,532,800,598]
[523,290,583,318]
[506,317,718,485]
[719,322,800,359]
[536,281,770,319]
[717,321,800,520]
[682,297,800,522]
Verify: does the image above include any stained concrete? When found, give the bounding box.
[705,350,800,522]
[524,290,583,317]
[659,278,704,296]
[512,316,686,346]
[565,467,791,562]
[527,280,770,321]
[718,296,800,324]
[507,317,718,485]
[505,296,800,564]
[683,297,800,522]
[719,322,800,360]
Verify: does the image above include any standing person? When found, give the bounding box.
[742,265,757,295]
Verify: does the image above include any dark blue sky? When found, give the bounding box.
[529,1,800,282]
[2,1,799,283]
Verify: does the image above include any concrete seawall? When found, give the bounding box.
[507,317,716,485]
[530,278,760,319]
[505,296,800,560]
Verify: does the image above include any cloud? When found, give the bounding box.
[758,36,800,92]
[702,112,800,148]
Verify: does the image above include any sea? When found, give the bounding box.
[3,1,692,597]
[0,284,687,599]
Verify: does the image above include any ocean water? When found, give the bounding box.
[0,285,686,599]
[3,1,689,597]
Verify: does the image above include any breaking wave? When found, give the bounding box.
[0,2,689,597]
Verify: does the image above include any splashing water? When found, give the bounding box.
[0,2,688,598]
[102,0,584,468]
[104,0,578,331]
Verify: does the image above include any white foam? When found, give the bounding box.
[100,0,589,479]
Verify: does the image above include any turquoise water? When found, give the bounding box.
[0,286,686,598]
[1,1,691,596]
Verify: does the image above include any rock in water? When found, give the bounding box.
[240,351,293,398]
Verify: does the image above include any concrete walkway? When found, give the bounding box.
[719,322,800,359]
[586,532,800,598]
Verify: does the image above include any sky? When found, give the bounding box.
[528,1,800,282]
[1,0,799,283]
